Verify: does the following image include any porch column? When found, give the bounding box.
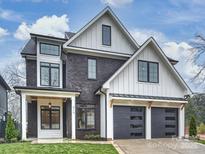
[146,106,151,139]
[179,107,185,138]
[21,93,27,140]
[71,96,76,139]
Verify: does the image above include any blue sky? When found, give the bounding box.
[0,0,204,92]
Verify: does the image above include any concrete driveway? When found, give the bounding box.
[114,138,205,154]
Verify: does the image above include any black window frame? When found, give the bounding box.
[138,60,159,83]
[87,58,97,80]
[40,106,60,130]
[40,62,60,87]
[102,25,111,46]
[77,104,96,130]
[40,42,60,56]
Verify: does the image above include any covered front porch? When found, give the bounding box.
[15,87,80,140]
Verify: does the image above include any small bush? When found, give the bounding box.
[197,123,205,134]
[189,116,197,137]
[84,133,102,140]
[5,113,19,143]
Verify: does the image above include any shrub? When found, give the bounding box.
[5,113,19,143]
[197,123,205,134]
[189,116,197,137]
[84,133,102,140]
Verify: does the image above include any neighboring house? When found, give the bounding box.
[0,75,10,138]
[14,7,191,140]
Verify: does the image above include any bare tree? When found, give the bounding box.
[190,34,205,87]
[0,60,26,121]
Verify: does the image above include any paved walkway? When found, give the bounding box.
[114,138,205,154]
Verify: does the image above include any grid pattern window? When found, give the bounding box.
[138,60,159,83]
[40,62,60,87]
[40,43,60,56]
[77,104,95,129]
[138,61,148,82]
[88,59,96,79]
[102,25,111,46]
[41,106,60,130]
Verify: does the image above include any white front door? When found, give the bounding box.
[37,98,63,138]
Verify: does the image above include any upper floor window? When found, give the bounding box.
[40,43,60,56]
[138,60,159,83]
[102,25,111,46]
[40,62,60,87]
[88,59,96,79]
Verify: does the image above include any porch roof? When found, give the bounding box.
[14,86,81,98]
[110,93,187,103]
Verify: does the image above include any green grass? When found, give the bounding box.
[0,142,118,154]
[198,140,205,144]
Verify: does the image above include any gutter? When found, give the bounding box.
[99,87,107,140]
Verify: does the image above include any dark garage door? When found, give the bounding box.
[151,107,178,138]
[113,106,145,139]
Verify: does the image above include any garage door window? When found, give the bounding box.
[77,104,95,129]
[130,116,142,120]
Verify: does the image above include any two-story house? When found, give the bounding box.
[0,75,10,138]
[14,7,191,140]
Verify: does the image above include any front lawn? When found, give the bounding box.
[198,140,205,144]
[0,142,118,154]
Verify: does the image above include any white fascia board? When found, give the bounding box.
[63,7,140,49]
[111,96,188,104]
[16,88,80,98]
[64,46,131,59]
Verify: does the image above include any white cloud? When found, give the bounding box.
[0,8,22,22]
[101,0,133,7]
[14,14,69,40]
[130,28,167,45]
[0,27,9,38]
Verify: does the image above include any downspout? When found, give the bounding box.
[99,87,107,140]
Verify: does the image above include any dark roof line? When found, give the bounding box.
[30,33,67,41]
[110,93,186,101]
[13,86,81,93]
[0,75,10,90]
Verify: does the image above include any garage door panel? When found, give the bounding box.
[152,107,178,138]
[114,106,145,139]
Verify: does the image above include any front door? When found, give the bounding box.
[37,98,63,138]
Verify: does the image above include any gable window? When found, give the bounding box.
[88,59,96,79]
[41,106,60,130]
[77,104,95,129]
[138,60,159,83]
[102,25,111,46]
[40,62,60,87]
[40,43,60,56]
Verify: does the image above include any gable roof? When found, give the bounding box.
[0,75,10,90]
[63,6,140,49]
[102,37,192,93]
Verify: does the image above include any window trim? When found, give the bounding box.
[40,106,60,130]
[77,104,96,130]
[40,42,60,56]
[102,24,111,46]
[138,60,159,83]
[40,62,60,87]
[87,58,97,80]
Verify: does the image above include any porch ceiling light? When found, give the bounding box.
[49,102,52,108]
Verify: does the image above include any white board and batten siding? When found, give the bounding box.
[70,13,136,55]
[110,45,186,98]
